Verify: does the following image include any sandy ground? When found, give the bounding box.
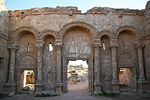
[1,81,150,100]
[68,80,88,92]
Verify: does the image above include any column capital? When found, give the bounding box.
[55,40,62,48]
[36,40,44,48]
[110,38,118,47]
[8,41,18,50]
[93,44,102,47]
[136,43,144,49]
[94,39,102,47]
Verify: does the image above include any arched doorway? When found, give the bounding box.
[117,30,138,92]
[62,26,94,93]
[16,31,36,92]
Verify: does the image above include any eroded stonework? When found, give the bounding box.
[0,0,150,95]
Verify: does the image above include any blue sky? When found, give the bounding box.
[6,0,149,12]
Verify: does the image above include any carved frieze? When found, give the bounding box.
[63,32,92,58]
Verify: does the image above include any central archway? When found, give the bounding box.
[62,24,94,93]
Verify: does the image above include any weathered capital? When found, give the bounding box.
[36,40,44,48]
[55,38,62,48]
[110,38,118,47]
[8,41,18,50]
[94,39,102,47]
[135,42,144,49]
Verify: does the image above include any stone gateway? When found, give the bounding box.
[0,0,150,95]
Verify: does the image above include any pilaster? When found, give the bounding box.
[93,39,102,94]
[55,39,62,94]
[4,41,17,94]
[137,43,147,92]
[35,40,44,95]
[110,39,120,93]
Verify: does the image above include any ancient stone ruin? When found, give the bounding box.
[0,0,150,95]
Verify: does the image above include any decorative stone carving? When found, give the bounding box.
[63,30,92,58]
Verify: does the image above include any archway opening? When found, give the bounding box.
[22,70,35,91]
[67,60,88,93]
[119,68,136,92]
[118,30,138,92]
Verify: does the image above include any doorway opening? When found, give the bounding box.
[67,60,88,92]
[119,68,136,92]
[23,70,35,90]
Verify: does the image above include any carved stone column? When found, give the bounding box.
[111,39,120,93]
[137,45,146,81]
[55,40,62,94]
[137,44,146,92]
[93,39,102,94]
[35,40,43,95]
[4,42,17,94]
[62,58,68,93]
[88,58,94,93]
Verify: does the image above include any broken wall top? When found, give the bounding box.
[9,6,145,17]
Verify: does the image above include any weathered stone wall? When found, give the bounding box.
[0,11,9,37]
[0,11,9,93]
[8,7,145,37]
[0,37,9,93]
[144,1,150,82]
[0,1,150,94]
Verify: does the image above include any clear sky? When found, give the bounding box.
[6,0,149,12]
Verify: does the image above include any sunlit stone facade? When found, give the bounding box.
[0,0,150,95]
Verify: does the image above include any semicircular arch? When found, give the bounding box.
[60,21,98,41]
[12,26,39,41]
[116,26,141,39]
[39,30,58,40]
[97,30,114,40]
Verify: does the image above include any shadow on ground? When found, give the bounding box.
[0,92,150,100]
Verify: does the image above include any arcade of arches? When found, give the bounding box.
[2,25,149,95]
[0,1,150,95]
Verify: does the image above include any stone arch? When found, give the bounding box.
[116,26,140,40]
[12,26,39,41]
[96,30,114,40]
[62,22,94,58]
[100,35,111,50]
[60,21,98,41]
[39,30,59,40]
[95,30,114,47]
[61,21,96,93]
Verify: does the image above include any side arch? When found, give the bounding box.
[39,30,59,40]
[116,26,141,39]
[12,26,39,41]
[96,30,114,40]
